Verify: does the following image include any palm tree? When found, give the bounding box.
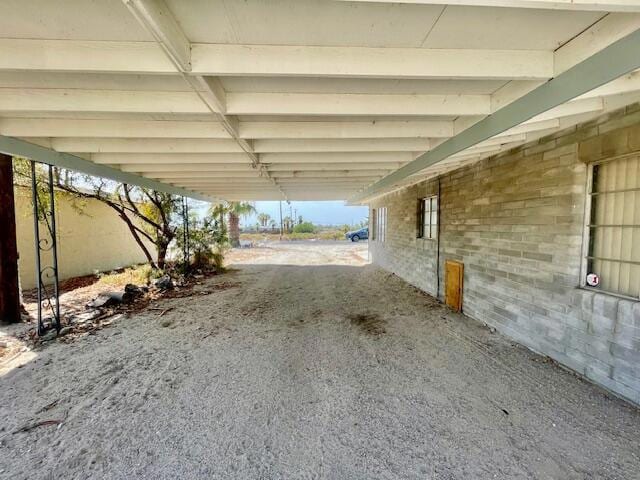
[227,201,256,247]
[282,216,292,233]
[257,212,271,228]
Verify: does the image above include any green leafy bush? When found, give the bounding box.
[292,221,315,233]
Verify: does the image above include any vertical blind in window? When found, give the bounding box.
[587,155,640,298]
[377,207,387,242]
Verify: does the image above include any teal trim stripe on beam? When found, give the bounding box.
[350,28,640,203]
[0,135,213,202]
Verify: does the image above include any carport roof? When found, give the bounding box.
[2,0,640,203]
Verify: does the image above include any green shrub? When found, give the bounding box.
[292,221,315,233]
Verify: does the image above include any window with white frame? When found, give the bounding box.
[585,155,640,299]
[376,207,387,242]
[418,196,438,239]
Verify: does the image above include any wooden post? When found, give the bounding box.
[0,153,21,323]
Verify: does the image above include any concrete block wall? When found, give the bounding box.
[369,104,640,405]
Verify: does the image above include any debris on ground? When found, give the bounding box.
[58,326,73,336]
[17,268,226,348]
[39,330,58,343]
[153,275,173,290]
[124,283,147,299]
[13,419,63,434]
[86,291,134,309]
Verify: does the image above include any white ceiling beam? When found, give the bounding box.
[90,153,250,164]
[281,189,369,194]
[201,193,351,200]
[490,80,545,113]
[191,44,552,80]
[497,118,560,137]
[351,26,640,203]
[120,0,283,199]
[464,16,640,141]
[195,185,359,190]
[261,152,415,164]
[239,120,453,139]
[460,15,640,143]
[219,196,290,200]
[43,138,244,153]
[253,138,431,153]
[214,186,354,190]
[157,176,382,187]
[447,139,525,158]
[0,89,490,117]
[226,93,490,116]
[170,177,382,188]
[0,135,211,201]
[273,170,388,178]
[274,180,379,185]
[193,76,227,114]
[527,97,603,122]
[265,162,403,171]
[0,118,229,139]
[285,184,372,189]
[0,39,174,73]
[554,14,640,75]
[176,185,288,192]
[332,0,640,12]
[0,39,552,80]
[178,189,282,194]
[476,133,526,147]
[577,71,640,99]
[0,89,208,114]
[119,163,255,173]
[188,75,263,168]
[276,181,377,186]
[172,185,276,190]
[149,171,265,179]
[122,0,191,71]
[175,181,278,186]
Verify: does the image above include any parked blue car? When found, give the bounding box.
[345,227,368,242]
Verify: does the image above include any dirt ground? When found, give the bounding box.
[227,239,369,266]
[1,241,639,479]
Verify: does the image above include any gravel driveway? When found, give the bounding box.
[1,242,638,479]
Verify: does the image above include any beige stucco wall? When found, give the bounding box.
[14,186,154,289]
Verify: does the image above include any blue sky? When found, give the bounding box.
[244,201,368,227]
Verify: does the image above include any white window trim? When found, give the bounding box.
[580,154,640,301]
[419,195,438,240]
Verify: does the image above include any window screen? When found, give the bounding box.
[377,207,387,243]
[586,155,640,298]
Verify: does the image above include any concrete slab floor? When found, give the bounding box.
[1,241,638,479]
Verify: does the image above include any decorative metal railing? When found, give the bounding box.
[30,161,61,336]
